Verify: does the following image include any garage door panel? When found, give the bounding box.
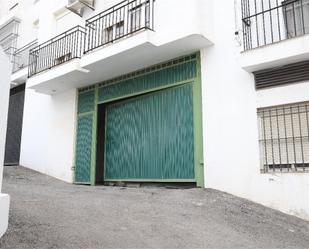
[98,56,198,103]
[75,115,93,183]
[105,84,194,181]
[75,54,202,185]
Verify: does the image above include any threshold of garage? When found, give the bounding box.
[103,182,196,189]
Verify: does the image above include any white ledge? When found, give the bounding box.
[239,34,309,73]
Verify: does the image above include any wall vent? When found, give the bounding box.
[254,60,309,89]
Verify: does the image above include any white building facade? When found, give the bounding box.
[1,0,309,221]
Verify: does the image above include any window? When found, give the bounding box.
[130,6,142,32]
[115,21,124,39]
[258,103,309,173]
[102,20,124,44]
[130,2,150,32]
[103,26,113,44]
[283,0,309,38]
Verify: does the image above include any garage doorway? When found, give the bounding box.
[4,84,25,166]
[96,84,195,183]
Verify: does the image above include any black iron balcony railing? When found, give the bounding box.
[84,0,154,53]
[28,26,85,77]
[241,0,309,50]
[12,39,37,73]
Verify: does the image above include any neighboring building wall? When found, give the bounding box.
[0,0,78,182]
[0,0,38,47]
[0,0,18,22]
[16,0,40,47]
[0,48,11,237]
[202,0,309,221]
[20,89,77,182]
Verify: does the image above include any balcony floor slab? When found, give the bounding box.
[239,34,309,73]
[27,31,211,94]
[11,67,27,85]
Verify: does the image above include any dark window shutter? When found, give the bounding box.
[254,60,309,89]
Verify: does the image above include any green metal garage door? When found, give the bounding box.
[75,54,204,186]
[104,84,195,181]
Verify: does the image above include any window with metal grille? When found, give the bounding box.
[258,103,309,173]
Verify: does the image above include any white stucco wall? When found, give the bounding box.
[0,48,11,238]
[20,89,77,183]
[0,0,39,47]
[201,0,260,203]
[257,80,309,108]
[201,0,309,221]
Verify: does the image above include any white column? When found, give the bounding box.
[0,47,11,238]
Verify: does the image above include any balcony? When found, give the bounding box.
[28,26,85,78]
[239,0,309,72]
[10,40,38,84]
[241,0,309,50]
[27,0,212,94]
[84,0,154,53]
[13,40,38,73]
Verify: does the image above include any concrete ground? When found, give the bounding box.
[1,166,309,249]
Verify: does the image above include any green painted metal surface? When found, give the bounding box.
[74,53,204,186]
[75,89,95,183]
[98,60,197,103]
[104,84,195,180]
[75,114,93,183]
[78,90,95,114]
